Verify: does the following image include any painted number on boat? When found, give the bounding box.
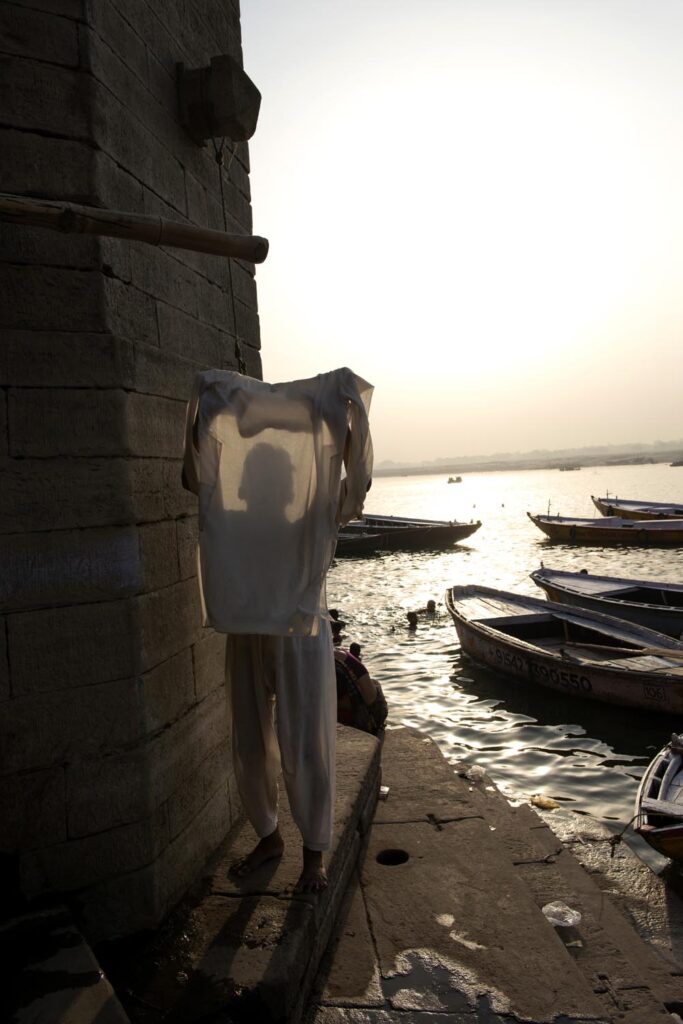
[491,646,527,674]
[643,684,666,703]
[532,662,593,693]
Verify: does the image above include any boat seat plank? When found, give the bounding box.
[641,796,683,819]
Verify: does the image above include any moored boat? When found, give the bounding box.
[530,567,683,638]
[445,584,683,712]
[335,530,382,558]
[527,512,683,546]
[591,495,683,520]
[345,514,481,551]
[635,736,683,860]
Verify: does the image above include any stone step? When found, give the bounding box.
[308,728,683,1024]
[106,725,381,1024]
[1,905,131,1024]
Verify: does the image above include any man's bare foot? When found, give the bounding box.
[229,827,284,878]
[295,847,328,893]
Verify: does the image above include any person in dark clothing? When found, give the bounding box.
[334,647,388,735]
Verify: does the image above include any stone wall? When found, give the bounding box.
[0,0,261,940]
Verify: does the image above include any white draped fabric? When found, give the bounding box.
[182,367,373,637]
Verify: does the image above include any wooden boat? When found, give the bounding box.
[530,567,683,638]
[334,531,382,558]
[635,736,683,860]
[445,584,683,712]
[592,495,683,520]
[527,512,683,546]
[344,514,481,551]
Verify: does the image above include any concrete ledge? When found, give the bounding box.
[104,725,381,1024]
[308,728,683,1024]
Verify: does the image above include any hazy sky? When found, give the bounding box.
[240,1,683,464]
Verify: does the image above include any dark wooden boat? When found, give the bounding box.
[592,495,683,520]
[530,567,683,638]
[527,512,683,546]
[345,514,481,551]
[334,530,382,558]
[445,585,683,712]
[635,736,683,860]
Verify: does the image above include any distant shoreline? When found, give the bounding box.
[373,450,683,478]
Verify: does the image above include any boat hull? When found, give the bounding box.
[635,743,683,860]
[592,496,683,520]
[446,587,683,713]
[531,569,683,639]
[347,515,481,551]
[528,512,683,546]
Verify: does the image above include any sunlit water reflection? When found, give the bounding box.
[327,463,683,867]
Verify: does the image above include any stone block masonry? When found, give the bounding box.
[0,0,261,940]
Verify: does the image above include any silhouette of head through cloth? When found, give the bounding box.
[238,442,295,518]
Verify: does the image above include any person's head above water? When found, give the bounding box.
[426,600,436,613]
[406,611,418,628]
[238,443,294,513]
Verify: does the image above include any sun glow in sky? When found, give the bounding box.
[241,1,683,464]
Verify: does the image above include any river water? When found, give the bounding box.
[327,462,683,868]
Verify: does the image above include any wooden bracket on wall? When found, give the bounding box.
[0,193,269,263]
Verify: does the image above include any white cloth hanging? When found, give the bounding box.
[182,367,373,637]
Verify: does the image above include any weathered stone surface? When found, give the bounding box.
[0,330,199,399]
[0,264,105,331]
[192,629,226,700]
[316,869,384,1009]
[0,457,165,533]
[166,740,230,841]
[21,803,169,894]
[0,767,66,851]
[0,526,143,612]
[142,649,195,735]
[163,459,198,519]
[66,748,149,839]
[0,129,93,198]
[0,222,100,267]
[148,689,229,810]
[8,598,136,693]
[177,515,198,579]
[138,519,179,592]
[163,778,232,906]
[127,391,187,457]
[0,677,144,774]
[138,578,202,672]
[0,4,79,64]
[9,387,127,456]
[0,54,89,136]
[0,388,6,459]
[102,276,159,344]
[157,301,228,365]
[0,618,8,700]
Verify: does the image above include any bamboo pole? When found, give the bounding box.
[0,193,269,263]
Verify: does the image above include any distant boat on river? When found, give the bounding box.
[445,585,683,713]
[592,495,683,520]
[530,566,683,638]
[447,475,462,483]
[527,512,683,546]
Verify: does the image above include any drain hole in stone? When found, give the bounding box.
[376,848,409,866]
